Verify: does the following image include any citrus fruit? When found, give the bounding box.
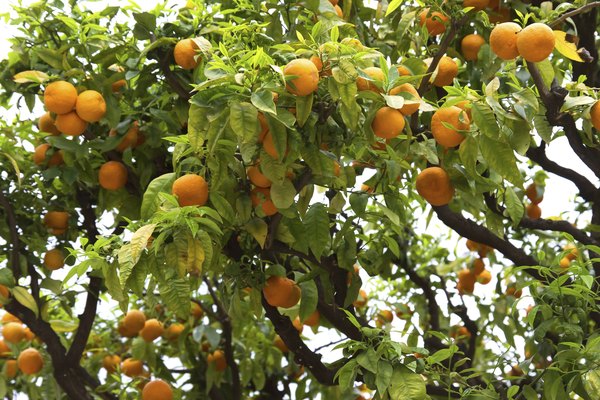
[207,350,227,372]
[38,112,60,135]
[389,83,421,115]
[432,56,458,87]
[17,348,43,375]
[43,211,69,231]
[250,187,278,216]
[353,289,368,308]
[55,111,88,136]
[490,22,521,60]
[283,58,319,96]
[356,67,384,92]
[164,323,185,341]
[191,301,204,320]
[304,310,320,327]
[75,90,106,122]
[419,8,449,36]
[121,358,143,377]
[5,359,17,379]
[371,107,405,139]
[98,161,128,191]
[415,167,454,206]
[516,23,555,62]
[43,249,64,271]
[44,81,78,115]
[2,323,25,344]
[102,354,121,373]
[140,319,164,342]
[122,310,146,333]
[526,203,542,219]
[263,276,301,308]
[591,101,600,131]
[33,144,63,167]
[110,121,140,152]
[142,379,173,400]
[431,106,470,147]
[274,335,288,353]
[111,79,127,93]
[247,164,272,188]
[172,174,209,207]
[525,183,543,204]
[461,34,486,61]
[477,269,492,284]
[174,38,200,69]
[463,0,489,10]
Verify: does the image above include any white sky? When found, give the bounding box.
[1,0,598,398]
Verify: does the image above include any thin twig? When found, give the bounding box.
[549,1,600,28]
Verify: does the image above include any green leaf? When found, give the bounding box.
[535,59,555,88]
[49,319,78,333]
[386,0,403,16]
[479,135,523,186]
[388,365,426,400]
[295,94,313,127]
[459,136,478,175]
[504,187,524,224]
[245,218,269,248]
[472,102,500,138]
[299,279,318,322]
[251,89,277,115]
[376,361,393,394]
[130,224,156,265]
[303,203,330,259]
[270,179,296,209]
[118,244,135,288]
[158,278,191,320]
[357,348,378,373]
[12,287,38,317]
[141,173,175,219]
[102,262,125,302]
[230,102,259,143]
[334,359,358,389]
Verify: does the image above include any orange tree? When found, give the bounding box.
[2,0,600,398]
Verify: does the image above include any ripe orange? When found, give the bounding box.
[164,323,185,341]
[304,310,320,327]
[353,289,368,308]
[172,174,209,207]
[431,106,470,147]
[419,8,449,36]
[2,323,25,344]
[17,348,43,375]
[526,203,542,219]
[506,286,522,298]
[516,23,555,62]
[250,187,278,216]
[123,310,146,333]
[43,211,69,231]
[334,4,343,17]
[463,0,489,10]
[121,358,143,377]
[357,67,384,92]
[432,56,458,87]
[377,310,394,323]
[262,130,287,160]
[472,258,485,275]
[207,350,227,372]
[110,121,140,152]
[466,239,493,257]
[389,83,421,115]
[309,55,323,72]
[457,269,476,294]
[0,286,8,299]
[140,319,164,342]
[55,111,88,136]
[98,161,128,191]
[292,317,304,333]
[564,244,578,261]
[117,321,138,338]
[591,101,600,131]
[283,58,319,96]
[247,164,272,188]
[477,269,492,284]
[559,257,571,269]
[44,81,78,115]
[490,22,521,60]
[43,249,64,271]
[0,340,10,357]
[75,90,106,122]
[23,328,35,342]
[257,113,269,142]
[174,38,200,70]
[525,183,543,204]
[415,167,454,206]
[38,112,60,135]
[397,65,411,76]
[461,34,486,61]
[371,107,405,139]
[274,335,288,353]
[1,314,20,324]
[455,100,473,119]
[102,354,121,373]
[111,79,127,93]
[263,276,301,308]
[5,359,17,379]
[191,301,204,320]
[142,379,173,400]
[33,144,63,167]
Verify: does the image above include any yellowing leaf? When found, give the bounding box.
[13,70,49,84]
[553,30,584,63]
[12,287,38,317]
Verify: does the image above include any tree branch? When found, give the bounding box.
[549,1,600,28]
[0,189,21,277]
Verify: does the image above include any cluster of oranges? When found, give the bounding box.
[0,312,43,379]
[456,239,494,295]
[490,22,555,63]
[524,183,544,220]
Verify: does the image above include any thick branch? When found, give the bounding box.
[397,262,440,332]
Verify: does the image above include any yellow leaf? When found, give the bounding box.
[13,70,49,84]
[553,30,584,63]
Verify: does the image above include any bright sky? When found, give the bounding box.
[1,0,598,397]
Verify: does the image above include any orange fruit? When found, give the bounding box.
[472,258,485,275]
[564,244,578,261]
[98,161,128,191]
[353,289,368,308]
[461,34,486,61]
[292,317,304,333]
[397,65,411,76]
[591,101,600,131]
[477,269,492,284]
[309,55,323,72]
[5,359,17,379]
[23,328,35,342]
[329,0,338,4]
[389,83,421,115]
[38,112,60,135]
[174,38,200,70]
[0,340,10,357]
[463,0,489,10]
[1,314,20,324]
[33,144,63,167]
[251,187,278,216]
[111,79,127,93]
[455,100,473,119]
[304,310,320,327]
[432,56,458,87]
[172,174,209,207]
[207,350,227,372]
[121,358,144,377]
[378,310,394,323]
[516,23,555,62]
[357,67,384,92]
[490,22,522,60]
[262,130,287,160]
[44,81,78,115]
[247,164,271,188]
[431,106,470,147]
[506,285,522,298]
[371,107,405,139]
[110,121,140,152]
[75,90,106,122]
[142,379,173,400]
[140,319,164,342]
[43,211,69,231]
[43,249,64,271]
[284,58,319,96]
[55,111,87,136]
[0,286,8,299]
[416,167,454,206]
[102,354,121,373]
[525,183,543,204]
[123,310,146,333]
[419,8,449,36]
[334,4,343,17]
[191,301,204,320]
[526,203,542,219]
[466,239,493,257]
[559,257,571,269]
[117,321,138,338]
[164,323,185,341]
[2,323,25,344]
[274,335,288,353]
[263,276,301,308]
[257,113,269,142]
[457,269,476,294]
[17,348,43,375]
